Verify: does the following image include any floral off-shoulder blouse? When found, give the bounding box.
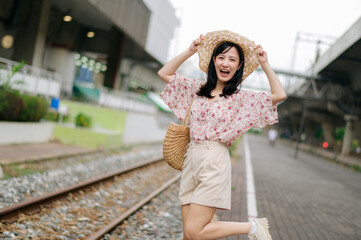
[160,73,278,147]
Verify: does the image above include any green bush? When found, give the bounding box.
[248,128,262,134]
[315,128,323,140]
[334,127,345,141]
[75,113,91,127]
[0,89,49,122]
[0,60,49,122]
[351,139,360,152]
[0,90,24,121]
[43,111,59,121]
[43,111,69,122]
[17,94,49,122]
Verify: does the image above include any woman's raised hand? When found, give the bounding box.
[158,34,204,83]
[254,44,268,65]
[253,43,287,104]
[189,34,204,53]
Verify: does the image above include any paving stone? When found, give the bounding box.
[249,134,361,240]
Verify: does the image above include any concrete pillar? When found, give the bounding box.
[103,27,123,89]
[32,0,50,68]
[121,62,136,93]
[321,121,335,147]
[42,47,76,97]
[341,115,358,155]
[12,0,50,67]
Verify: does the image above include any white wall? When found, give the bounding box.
[0,57,62,98]
[0,122,54,144]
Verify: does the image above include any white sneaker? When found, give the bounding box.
[248,218,272,240]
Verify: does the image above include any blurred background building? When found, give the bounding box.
[0,0,178,98]
[275,18,361,155]
[0,0,178,146]
[0,0,360,157]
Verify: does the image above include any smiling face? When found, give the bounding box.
[213,46,242,84]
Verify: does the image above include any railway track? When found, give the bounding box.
[0,158,181,239]
[102,180,182,239]
[0,145,163,209]
[87,175,181,240]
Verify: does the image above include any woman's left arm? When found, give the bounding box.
[255,45,287,105]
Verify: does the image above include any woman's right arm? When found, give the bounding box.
[158,35,204,83]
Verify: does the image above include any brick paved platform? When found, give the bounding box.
[216,134,361,240]
[0,141,96,164]
[249,134,361,239]
[280,139,361,168]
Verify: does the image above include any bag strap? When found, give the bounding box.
[182,98,194,127]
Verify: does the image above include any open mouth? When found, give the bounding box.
[220,69,230,78]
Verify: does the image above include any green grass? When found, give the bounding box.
[229,138,241,158]
[1,163,40,179]
[53,125,123,149]
[350,164,361,173]
[60,100,127,132]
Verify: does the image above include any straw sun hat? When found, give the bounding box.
[197,30,259,80]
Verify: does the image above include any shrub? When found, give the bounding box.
[0,90,24,121]
[351,139,360,153]
[43,111,69,122]
[0,60,49,122]
[75,113,91,127]
[0,89,49,122]
[43,111,59,121]
[334,127,345,141]
[17,94,49,122]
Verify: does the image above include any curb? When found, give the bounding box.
[279,139,361,169]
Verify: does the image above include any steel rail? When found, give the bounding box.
[0,157,162,221]
[86,173,182,240]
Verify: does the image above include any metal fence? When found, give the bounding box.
[99,87,157,114]
[0,57,62,98]
[0,57,162,114]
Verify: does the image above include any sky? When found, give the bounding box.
[168,0,361,76]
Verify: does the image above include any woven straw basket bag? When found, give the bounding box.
[163,100,194,171]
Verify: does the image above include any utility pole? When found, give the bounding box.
[290,31,336,71]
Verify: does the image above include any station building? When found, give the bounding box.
[0,0,178,98]
[0,0,179,146]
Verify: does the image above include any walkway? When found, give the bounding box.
[219,134,361,240]
[0,142,95,164]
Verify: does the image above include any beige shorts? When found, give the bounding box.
[179,141,232,210]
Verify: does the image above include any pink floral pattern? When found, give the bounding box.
[160,73,278,147]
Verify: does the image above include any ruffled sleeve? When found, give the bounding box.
[252,90,278,128]
[160,73,201,121]
[234,89,278,133]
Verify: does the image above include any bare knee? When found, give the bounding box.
[184,225,202,240]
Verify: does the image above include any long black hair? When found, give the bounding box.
[197,41,245,99]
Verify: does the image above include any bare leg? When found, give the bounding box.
[182,203,252,240]
[181,204,191,240]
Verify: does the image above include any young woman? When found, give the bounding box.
[159,30,286,240]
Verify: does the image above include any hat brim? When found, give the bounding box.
[197,30,259,80]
